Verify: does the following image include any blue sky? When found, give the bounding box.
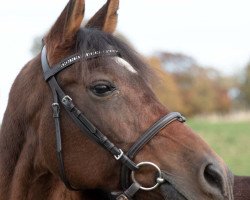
[1,0,250,121]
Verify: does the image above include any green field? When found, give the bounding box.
[188,119,250,176]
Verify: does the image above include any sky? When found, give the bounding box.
[1,0,250,122]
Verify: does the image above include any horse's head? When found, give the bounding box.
[38,0,233,199]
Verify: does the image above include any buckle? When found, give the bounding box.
[52,103,59,108]
[62,95,72,104]
[114,149,124,160]
[61,95,73,109]
[116,194,129,200]
[178,115,186,123]
[52,103,60,118]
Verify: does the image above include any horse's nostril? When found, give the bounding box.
[203,164,225,195]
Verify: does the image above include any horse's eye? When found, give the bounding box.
[90,82,116,97]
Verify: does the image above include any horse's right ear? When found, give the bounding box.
[86,0,119,34]
[45,0,85,47]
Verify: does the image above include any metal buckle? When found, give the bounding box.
[116,194,129,200]
[52,103,59,108]
[114,149,124,160]
[52,103,60,118]
[178,115,186,123]
[131,161,165,191]
[62,95,72,103]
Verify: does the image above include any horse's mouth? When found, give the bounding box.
[160,172,188,200]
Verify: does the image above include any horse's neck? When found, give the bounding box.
[0,109,28,199]
[21,173,99,200]
[24,174,109,200]
[0,115,100,200]
[0,116,45,199]
[0,142,99,200]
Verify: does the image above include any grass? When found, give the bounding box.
[188,119,250,176]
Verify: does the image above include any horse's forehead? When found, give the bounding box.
[85,56,139,78]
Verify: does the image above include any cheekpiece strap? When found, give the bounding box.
[41,45,138,191]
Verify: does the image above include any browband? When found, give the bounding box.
[42,47,120,81]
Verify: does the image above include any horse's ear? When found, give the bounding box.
[45,0,85,46]
[86,0,119,34]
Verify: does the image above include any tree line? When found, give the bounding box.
[149,52,250,116]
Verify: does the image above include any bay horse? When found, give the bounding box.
[0,0,234,199]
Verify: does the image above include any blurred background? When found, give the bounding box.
[0,0,249,175]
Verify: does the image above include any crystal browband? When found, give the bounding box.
[42,47,120,81]
[61,49,119,68]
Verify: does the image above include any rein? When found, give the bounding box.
[41,46,186,199]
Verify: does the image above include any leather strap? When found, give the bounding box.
[128,112,185,158]
[121,112,186,189]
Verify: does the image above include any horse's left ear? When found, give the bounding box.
[46,0,85,46]
[86,0,119,34]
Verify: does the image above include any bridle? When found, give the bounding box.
[41,45,186,200]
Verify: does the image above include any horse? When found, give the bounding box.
[0,0,234,199]
[234,176,250,200]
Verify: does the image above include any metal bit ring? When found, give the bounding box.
[131,161,164,191]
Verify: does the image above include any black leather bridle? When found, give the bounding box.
[41,45,186,200]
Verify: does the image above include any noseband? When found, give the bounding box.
[41,46,186,199]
